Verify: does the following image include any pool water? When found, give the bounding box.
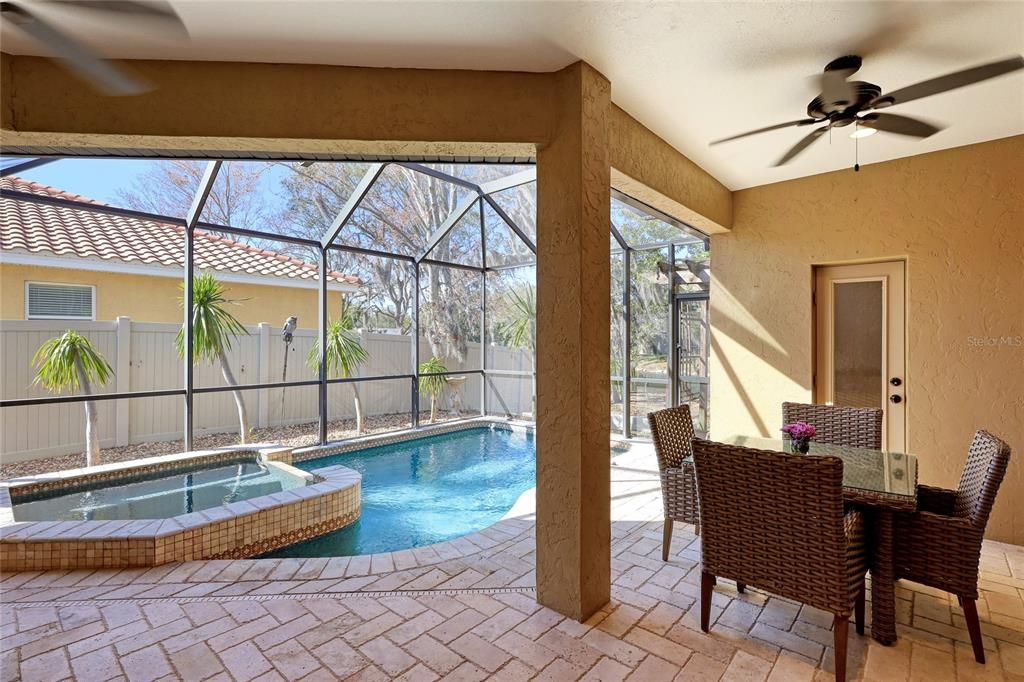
[267,426,535,557]
[13,458,309,522]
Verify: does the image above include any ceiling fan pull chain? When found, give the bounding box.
[854,130,860,172]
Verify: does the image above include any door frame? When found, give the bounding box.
[812,258,908,450]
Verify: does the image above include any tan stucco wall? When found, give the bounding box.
[0,264,343,325]
[0,53,732,233]
[710,135,1024,543]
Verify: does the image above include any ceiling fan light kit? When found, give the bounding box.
[711,53,1024,170]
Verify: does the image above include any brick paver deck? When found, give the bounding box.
[2,445,1022,680]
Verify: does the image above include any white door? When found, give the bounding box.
[815,261,906,451]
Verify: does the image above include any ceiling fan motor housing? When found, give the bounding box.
[807,81,882,120]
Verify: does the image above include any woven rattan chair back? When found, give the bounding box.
[648,405,695,472]
[953,430,1012,529]
[692,439,850,615]
[782,402,883,449]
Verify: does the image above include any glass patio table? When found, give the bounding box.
[693,435,920,646]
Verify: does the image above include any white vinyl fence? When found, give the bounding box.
[0,318,534,463]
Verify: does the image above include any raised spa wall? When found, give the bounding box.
[0,445,361,571]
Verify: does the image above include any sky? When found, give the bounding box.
[3,158,160,203]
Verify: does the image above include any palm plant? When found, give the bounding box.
[32,330,113,467]
[308,306,370,434]
[176,272,251,443]
[418,356,448,423]
[499,284,536,417]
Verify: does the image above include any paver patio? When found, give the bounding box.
[2,444,1022,681]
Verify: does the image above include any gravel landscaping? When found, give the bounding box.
[0,411,472,479]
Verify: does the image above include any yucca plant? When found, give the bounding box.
[32,330,113,467]
[499,284,536,417]
[418,356,448,423]
[176,272,251,443]
[308,306,370,434]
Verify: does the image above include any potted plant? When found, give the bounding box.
[781,421,817,453]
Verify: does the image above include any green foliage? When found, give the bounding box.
[32,330,113,392]
[498,284,536,351]
[176,273,248,363]
[418,356,448,397]
[307,306,369,379]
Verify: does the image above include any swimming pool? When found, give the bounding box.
[268,426,535,557]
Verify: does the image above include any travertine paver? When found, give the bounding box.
[3,445,1023,680]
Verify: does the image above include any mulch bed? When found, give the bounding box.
[1,411,468,480]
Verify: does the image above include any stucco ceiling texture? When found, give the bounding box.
[2,1,1022,189]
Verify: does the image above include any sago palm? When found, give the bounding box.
[308,306,370,434]
[176,272,251,443]
[418,356,448,423]
[32,330,113,467]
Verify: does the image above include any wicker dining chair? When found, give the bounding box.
[692,439,868,682]
[782,402,883,449]
[648,405,699,561]
[893,429,1012,664]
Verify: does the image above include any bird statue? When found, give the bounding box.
[281,316,297,345]
[280,316,298,414]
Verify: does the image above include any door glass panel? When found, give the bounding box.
[678,299,710,435]
[832,281,884,408]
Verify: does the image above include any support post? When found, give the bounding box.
[411,262,420,428]
[183,160,221,451]
[623,249,632,438]
[668,242,678,408]
[535,62,611,621]
[114,315,131,447]
[480,197,487,417]
[318,247,328,445]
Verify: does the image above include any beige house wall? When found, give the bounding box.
[710,135,1024,544]
[0,263,346,325]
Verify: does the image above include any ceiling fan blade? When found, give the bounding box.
[710,119,818,145]
[773,126,828,166]
[2,1,151,95]
[873,55,1024,107]
[40,0,187,36]
[860,113,943,138]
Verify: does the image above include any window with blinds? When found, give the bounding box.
[25,282,95,320]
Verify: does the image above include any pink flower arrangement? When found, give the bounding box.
[781,422,817,441]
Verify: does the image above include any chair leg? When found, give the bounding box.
[962,597,986,664]
[700,571,714,633]
[833,614,849,682]
[736,582,745,594]
[855,579,865,636]
[662,519,673,561]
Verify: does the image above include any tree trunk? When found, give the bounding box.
[352,383,364,435]
[218,349,251,444]
[430,394,437,423]
[75,357,101,467]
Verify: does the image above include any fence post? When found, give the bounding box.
[115,316,131,447]
[258,323,270,428]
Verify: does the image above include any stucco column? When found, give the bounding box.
[535,62,612,621]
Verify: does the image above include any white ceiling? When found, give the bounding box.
[2,1,1023,189]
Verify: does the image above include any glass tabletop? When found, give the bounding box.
[705,435,918,500]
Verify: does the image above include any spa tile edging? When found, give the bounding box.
[0,449,362,571]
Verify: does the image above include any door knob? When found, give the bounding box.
[889,395,902,404]
[890,377,902,386]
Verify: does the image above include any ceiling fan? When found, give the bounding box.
[0,0,187,95]
[711,54,1024,167]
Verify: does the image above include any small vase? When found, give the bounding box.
[793,438,810,454]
